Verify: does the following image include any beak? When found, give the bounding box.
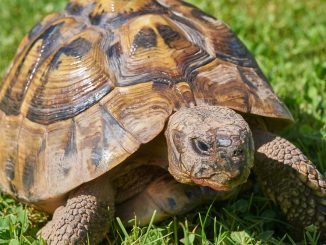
[191,177,233,191]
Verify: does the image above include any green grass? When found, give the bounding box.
[0,0,325,244]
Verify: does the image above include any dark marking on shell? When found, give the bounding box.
[215,37,257,68]
[36,22,66,63]
[216,51,250,67]
[27,80,111,124]
[99,1,167,29]
[65,3,84,15]
[91,137,103,168]
[0,22,64,116]
[169,13,199,34]
[179,0,197,8]
[86,105,124,168]
[41,22,65,40]
[62,37,91,57]
[9,182,18,197]
[28,22,43,40]
[89,13,104,25]
[152,77,175,87]
[38,136,47,155]
[49,37,92,70]
[0,89,22,116]
[59,37,91,59]
[5,159,15,181]
[106,42,123,82]
[23,156,35,191]
[100,105,127,146]
[156,24,180,48]
[64,120,77,157]
[89,104,131,168]
[237,67,257,90]
[167,12,207,54]
[107,42,123,59]
[63,168,70,176]
[182,51,213,80]
[27,81,112,124]
[187,70,199,85]
[133,28,157,49]
[101,107,112,147]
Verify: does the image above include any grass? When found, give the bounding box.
[0,0,325,244]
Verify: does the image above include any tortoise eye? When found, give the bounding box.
[191,138,211,155]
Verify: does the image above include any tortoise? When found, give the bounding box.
[0,0,325,243]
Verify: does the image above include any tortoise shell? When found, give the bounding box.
[0,0,293,204]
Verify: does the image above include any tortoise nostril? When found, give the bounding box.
[233,149,243,157]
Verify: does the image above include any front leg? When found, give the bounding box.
[252,130,326,237]
[39,175,115,244]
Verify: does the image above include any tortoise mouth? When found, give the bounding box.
[191,177,232,191]
[169,164,250,191]
[189,165,251,191]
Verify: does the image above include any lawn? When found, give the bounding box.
[0,0,325,244]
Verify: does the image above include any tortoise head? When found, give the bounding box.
[165,105,254,191]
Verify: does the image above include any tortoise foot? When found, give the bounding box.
[38,177,114,244]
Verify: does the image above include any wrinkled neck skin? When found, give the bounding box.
[165,105,254,191]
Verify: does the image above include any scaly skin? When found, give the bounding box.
[39,175,114,244]
[253,130,326,238]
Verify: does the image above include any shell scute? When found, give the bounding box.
[0,17,86,118]
[101,82,175,143]
[22,28,113,125]
[111,14,213,87]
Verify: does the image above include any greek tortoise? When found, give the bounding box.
[0,0,325,243]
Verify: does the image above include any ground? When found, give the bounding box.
[0,0,325,244]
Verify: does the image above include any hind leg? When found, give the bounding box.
[115,173,237,226]
[39,175,115,244]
